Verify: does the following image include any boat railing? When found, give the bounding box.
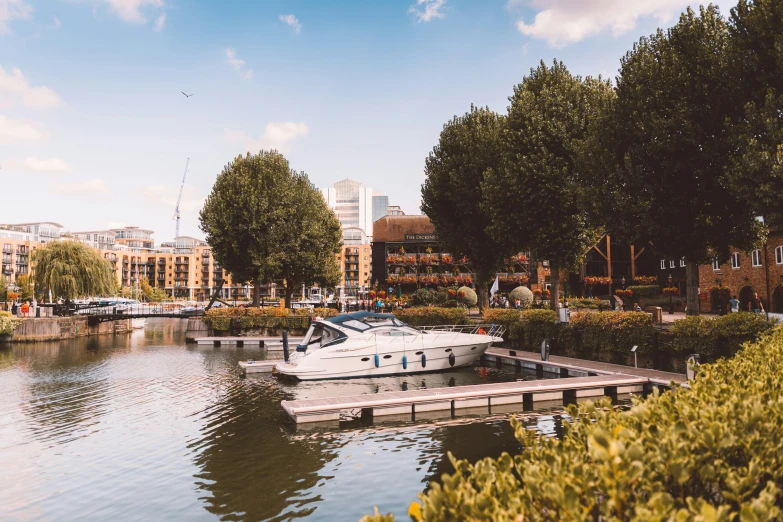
[417,324,506,338]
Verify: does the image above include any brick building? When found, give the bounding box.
[698,231,783,313]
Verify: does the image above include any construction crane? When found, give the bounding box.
[173,158,190,238]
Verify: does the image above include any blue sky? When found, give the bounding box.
[1,0,732,242]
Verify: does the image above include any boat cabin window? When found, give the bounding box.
[341,319,371,331]
[320,327,340,347]
[301,324,323,347]
[299,323,342,350]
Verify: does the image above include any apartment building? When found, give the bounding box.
[337,244,372,295]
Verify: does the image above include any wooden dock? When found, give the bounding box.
[195,336,303,350]
[281,374,648,423]
[238,360,278,374]
[483,347,686,386]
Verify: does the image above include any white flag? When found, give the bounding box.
[490,275,499,297]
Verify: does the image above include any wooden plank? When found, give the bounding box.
[281,374,647,423]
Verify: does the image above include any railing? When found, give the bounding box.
[418,324,506,338]
[46,302,206,318]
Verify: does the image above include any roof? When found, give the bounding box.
[371,215,434,242]
[325,312,396,325]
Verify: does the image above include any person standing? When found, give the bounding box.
[11,301,18,316]
[749,292,764,313]
[728,295,739,314]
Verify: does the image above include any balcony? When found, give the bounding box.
[201,282,210,287]
[201,259,210,266]
[175,268,188,273]
[158,259,166,265]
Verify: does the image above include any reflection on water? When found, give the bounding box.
[0,319,571,521]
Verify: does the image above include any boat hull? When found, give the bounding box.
[275,334,497,381]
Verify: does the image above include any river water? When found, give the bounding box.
[0,319,570,521]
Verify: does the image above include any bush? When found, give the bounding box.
[569,311,654,354]
[481,309,522,338]
[456,286,477,307]
[627,284,660,298]
[394,307,467,327]
[363,325,783,521]
[669,312,775,357]
[568,298,611,310]
[510,309,557,348]
[643,296,685,312]
[508,286,533,309]
[411,288,438,306]
[0,312,22,336]
[670,315,715,355]
[203,306,316,331]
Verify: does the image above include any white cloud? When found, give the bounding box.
[0,0,32,34]
[102,0,163,24]
[0,114,47,144]
[279,14,301,33]
[6,156,70,174]
[512,0,694,47]
[224,122,309,153]
[154,12,165,31]
[408,0,446,22]
[0,66,62,110]
[225,48,253,79]
[143,183,205,212]
[53,17,61,28]
[51,179,110,194]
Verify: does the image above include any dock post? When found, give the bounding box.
[604,386,618,404]
[523,393,533,411]
[282,331,289,362]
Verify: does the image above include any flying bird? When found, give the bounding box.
[181,91,193,97]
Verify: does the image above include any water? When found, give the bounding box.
[0,319,571,521]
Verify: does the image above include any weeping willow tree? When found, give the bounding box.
[32,241,116,300]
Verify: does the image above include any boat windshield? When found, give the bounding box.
[299,323,342,350]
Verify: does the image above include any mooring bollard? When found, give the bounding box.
[282,330,290,362]
[540,338,550,361]
[686,353,701,381]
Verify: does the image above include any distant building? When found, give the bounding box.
[372,193,389,223]
[386,205,405,216]
[0,222,63,243]
[322,179,374,242]
[110,226,155,251]
[71,230,117,251]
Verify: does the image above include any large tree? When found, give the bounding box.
[724,0,783,228]
[421,105,507,310]
[32,241,116,300]
[592,6,761,315]
[483,60,611,310]
[200,150,342,307]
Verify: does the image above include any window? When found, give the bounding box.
[660,259,666,270]
[751,249,762,267]
[776,245,783,265]
[731,252,740,269]
[669,260,675,269]
[680,258,686,267]
[712,258,720,271]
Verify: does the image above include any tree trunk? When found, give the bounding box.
[549,263,560,310]
[685,261,700,316]
[476,274,490,312]
[284,285,292,308]
[252,279,261,307]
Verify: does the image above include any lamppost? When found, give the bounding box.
[668,273,674,315]
[621,276,625,289]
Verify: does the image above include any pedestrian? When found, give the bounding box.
[615,296,624,312]
[749,292,765,314]
[504,298,509,309]
[21,301,29,318]
[11,301,18,316]
[729,295,739,314]
[635,303,642,312]
[515,299,521,310]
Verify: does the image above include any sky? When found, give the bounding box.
[0,0,734,243]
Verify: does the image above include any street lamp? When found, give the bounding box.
[621,276,625,288]
[668,273,674,315]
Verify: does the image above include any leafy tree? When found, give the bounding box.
[725,0,783,228]
[16,274,34,301]
[421,105,507,310]
[591,6,761,315]
[483,60,611,310]
[139,276,169,302]
[200,150,342,307]
[31,241,115,300]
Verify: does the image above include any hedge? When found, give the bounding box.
[394,307,467,327]
[569,311,654,354]
[203,306,335,331]
[626,284,661,298]
[0,310,22,336]
[481,309,522,337]
[363,324,783,521]
[509,309,558,349]
[669,312,774,357]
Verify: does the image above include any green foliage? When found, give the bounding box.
[481,309,522,338]
[670,312,775,357]
[643,296,685,312]
[483,60,612,309]
[0,310,22,336]
[626,285,660,298]
[203,306,330,332]
[32,241,115,300]
[510,309,557,347]
[199,150,342,306]
[421,105,508,309]
[508,286,533,309]
[569,298,611,310]
[365,325,783,521]
[456,286,477,307]
[569,311,654,354]
[411,288,438,307]
[393,307,467,327]
[15,273,34,301]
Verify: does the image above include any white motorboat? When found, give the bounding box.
[274,312,505,380]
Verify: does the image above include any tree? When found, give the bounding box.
[139,276,169,302]
[724,0,783,228]
[592,6,761,315]
[200,150,342,307]
[16,274,34,301]
[421,105,507,310]
[31,241,116,300]
[483,60,611,310]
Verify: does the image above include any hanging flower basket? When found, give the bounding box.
[584,276,611,287]
[615,288,633,298]
[662,287,680,297]
[633,275,658,285]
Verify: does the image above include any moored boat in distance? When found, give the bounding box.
[274,312,505,380]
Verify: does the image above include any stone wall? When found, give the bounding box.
[6,316,133,342]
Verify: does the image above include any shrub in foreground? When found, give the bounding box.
[394,307,467,327]
[669,312,774,357]
[363,325,783,521]
[0,310,22,336]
